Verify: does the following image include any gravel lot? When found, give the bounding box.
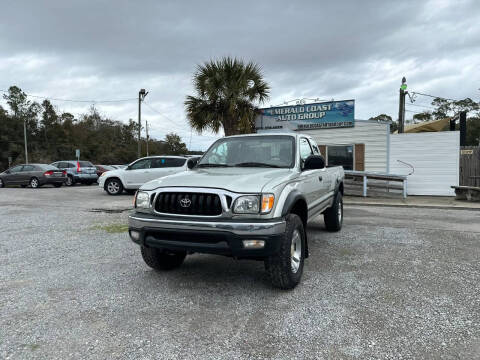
[1,185,479,359]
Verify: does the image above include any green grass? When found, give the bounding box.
[92,223,129,233]
[338,248,354,256]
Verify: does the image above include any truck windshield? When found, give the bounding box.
[198,135,295,168]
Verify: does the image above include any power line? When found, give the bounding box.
[409,91,457,102]
[0,89,137,103]
[405,103,436,110]
[142,101,190,130]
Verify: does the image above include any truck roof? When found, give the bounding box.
[224,133,311,139]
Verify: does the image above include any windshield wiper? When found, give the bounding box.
[196,163,231,168]
[234,162,281,168]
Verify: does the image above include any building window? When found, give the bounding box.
[327,145,354,170]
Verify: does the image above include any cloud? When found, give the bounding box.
[1,0,479,150]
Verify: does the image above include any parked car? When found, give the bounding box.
[95,165,115,178]
[50,160,98,186]
[110,165,127,169]
[0,164,67,188]
[128,133,344,289]
[98,156,197,195]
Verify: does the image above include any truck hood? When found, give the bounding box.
[141,167,297,193]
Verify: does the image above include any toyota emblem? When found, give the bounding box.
[179,197,192,208]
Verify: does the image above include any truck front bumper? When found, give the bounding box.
[128,212,286,258]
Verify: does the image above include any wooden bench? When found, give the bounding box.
[451,186,480,201]
[344,170,408,198]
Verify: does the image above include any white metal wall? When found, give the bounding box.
[389,131,459,196]
[303,120,389,172]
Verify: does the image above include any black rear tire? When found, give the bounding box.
[141,246,186,271]
[65,175,74,186]
[324,192,343,232]
[29,177,40,189]
[105,178,123,195]
[265,214,305,290]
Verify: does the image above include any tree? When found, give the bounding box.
[466,117,480,145]
[185,57,270,136]
[413,112,432,122]
[164,133,187,154]
[368,114,398,133]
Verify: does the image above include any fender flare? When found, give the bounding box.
[334,179,344,196]
[281,190,309,258]
[281,190,307,218]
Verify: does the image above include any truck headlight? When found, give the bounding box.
[233,195,260,214]
[135,191,150,208]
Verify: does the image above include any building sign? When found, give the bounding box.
[255,99,355,131]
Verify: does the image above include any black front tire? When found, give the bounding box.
[141,246,186,271]
[324,192,343,232]
[265,214,305,290]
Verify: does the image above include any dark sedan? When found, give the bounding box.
[0,164,67,188]
[95,164,115,178]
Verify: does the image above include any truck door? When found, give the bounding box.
[298,137,331,219]
[297,137,318,210]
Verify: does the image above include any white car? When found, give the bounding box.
[98,156,198,195]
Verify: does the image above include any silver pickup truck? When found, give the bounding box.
[128,133,344,289]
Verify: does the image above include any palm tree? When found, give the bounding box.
[185,57,270,136]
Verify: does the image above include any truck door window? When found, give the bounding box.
[299,138,313,162]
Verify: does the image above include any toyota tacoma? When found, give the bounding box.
[128,133,344,289]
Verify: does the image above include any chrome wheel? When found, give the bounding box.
[107,180,120,194]
[66,176,73,186]
[290,229,302,273]
[30,178,39,188]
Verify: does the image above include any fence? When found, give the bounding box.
[460,146,480,187]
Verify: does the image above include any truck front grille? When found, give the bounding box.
[154,192,222,216]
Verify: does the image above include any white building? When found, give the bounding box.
[255,101,460,196]
[302,119,390,173]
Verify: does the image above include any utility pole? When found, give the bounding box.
[398,77,407,133]
[146,120,149,156]
[24,119,28,163]
[138,89,148,158]
[17,108,29,164]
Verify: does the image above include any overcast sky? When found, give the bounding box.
[1,0,479,150]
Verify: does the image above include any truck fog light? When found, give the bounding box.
[129,230,140,241]
[242,240,265,249]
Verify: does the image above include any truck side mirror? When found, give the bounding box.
[187,158,198,169]
[303,155,325,170]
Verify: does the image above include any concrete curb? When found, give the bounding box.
[344,201,480,211]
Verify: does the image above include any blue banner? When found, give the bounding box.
[255,100,355,131]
